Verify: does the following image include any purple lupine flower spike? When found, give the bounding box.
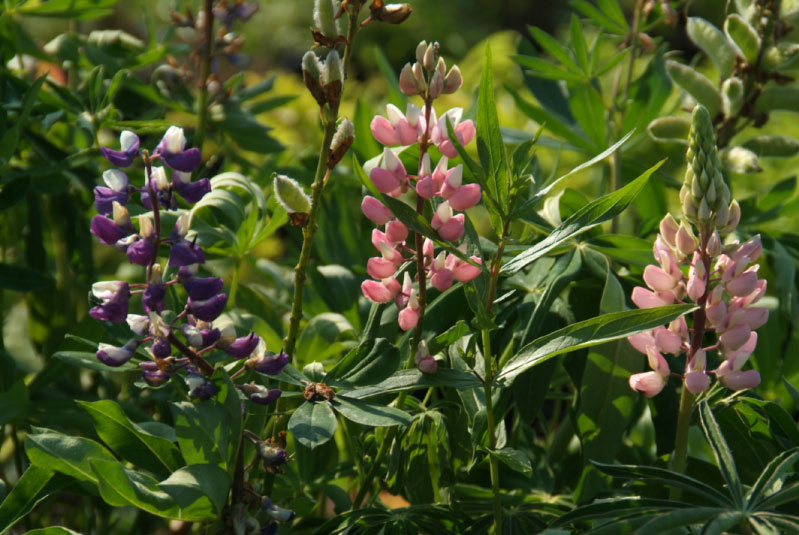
[91,215,129,245]
[169,213,205,266]
[96,339,139,367]
[188,294,228,321]
[222,332,260,358]
[155,126,202,172]
[100,130,140,167]
[89,281,130,322]
[127,215,157,266]
[94,170,130,215]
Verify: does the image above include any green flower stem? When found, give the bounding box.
[669,233,712,499]
[194,0,214,151]
[483,233,506,535]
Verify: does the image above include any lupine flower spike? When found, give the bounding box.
[628,105,766,397]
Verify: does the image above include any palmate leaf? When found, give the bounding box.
[698,401,744,507]
[496,304,696,384]
[502,156,658,275]
[636,507,729,535]
[552,496,691,527]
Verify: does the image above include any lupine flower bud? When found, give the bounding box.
[313,0,340,38]
[140,361,171,386]
[706,231,722,257]
[327,119,354,168]
[257,442,288,467]
[443,65,463,94]
[361,278,399,303]
[676,221,698,256]
[183,276,224,300]
[94,170,130,215]
[302,51,326,106]
[428,69,443,99]
[322,50,343,85]
[155,127,201,172]
[452,256,482,282]
[90,281,130,322]
[422,42,438,71]
[188,294,228,321]
[127,314,150,336]
[172,171,211,204]
[658,214,679,247]
[262,498,295,522]
[248,345,290,376]
[411,62,427,93]
[368,2,412,25]
[152,336,171,359]
[96,339,139,367]
[273,174,311,215]
[415,41,427,64]
[223,332,260,358]
[186,370,216,400]
[101,130,140,167]
[680,105,731,229]
[399,63,417,96]
[241,383,282,405]
[361,196,394,225]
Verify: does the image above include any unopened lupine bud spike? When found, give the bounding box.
[428,69,443,99]
[415,41,427,64]
[411,62,427,92]
[676,221,698,256]
[435,57,446,76]
[659,214,679,247]
[423,42,438,71]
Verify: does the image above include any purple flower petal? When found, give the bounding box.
[127,238,156,266]
[183,276,224,300]
[174,177,211,204]
[100,147,136,167]
[142,283,165,314]
[224,333,260,359]
[151,337,171,358]
[169,240,205,267]
[201,328,221,348]
[94,187,129,216]
[89,295,129,323]
[162,148,202,172]
[250,387,282,405]
[254,352,289,376]
[188,294,228,322]
[91,215,129,245]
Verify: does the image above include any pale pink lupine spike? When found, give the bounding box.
[732,235,762,262]
[643,264,678,292]
[372,229,390,251]
[724,331,758,368]
[452,256,482,282]
[361,196,394,225]
[395,119,419,146]
[684,371,709,395]
[659,214,679,247]
[646,347,670,375]
[370,116,398,146]
[455,120,475,146]
[686,252,707,301]
[706,299,728,327]
[383,277,401,298]
[720,369,761,390]
[416,176,437,199]
[742,307,769,330]
[629,371,667,397]
[448,184,482,211]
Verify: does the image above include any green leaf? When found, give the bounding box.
[755,87,799,113]
[502,159,662,274]
[784,377,799,411]
[497,304,696,384]
[0,178,31,212]
[552,496,689,527]
[331,397,412,427]
[374,46,406,108]
[288,401,338,449]
[686,17,735,78]
[0,378,28,426]
[342,369,482,399]
[52,351,139,372]
[570,15,590,73]
[0,77,46,174]
[572,0,627,33]
[478,45,511,209]
[169,402,229,469]
[513,55,585,82]
[327,338,400,388]
[509,89,594,152]
[158,464,231,517]
[25,428,117,486]
[0,264,54,292]
[665,61,721,117]
[636,507,728,535]
[489,447,532,477]
[592,461,732,506]
[78,400,183,478]
[529,26,582,74]
[0,465,64,535]
[17,0,116,19]
[569,84,606,150]
[698,401,744,507]
[295,312,354,362]
[747,448,799,508]
[724,14,761,64]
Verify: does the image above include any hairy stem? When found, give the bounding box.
[194,0,214,151]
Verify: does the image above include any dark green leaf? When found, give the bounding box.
[489,448,532,477]
[25,428,117,486]
[636,507,728,535]
[78,400,183,478]
[497,304,697,383]
[0,264,54,292]
[328,338,400,387]
[158,464,231,517]
[698,401,743,507]
[502,158,661,274]
[288,401,338,449]
[341,368,482,400]
[0,466,63,535]
[478,45,511,209]
[331,397,411,427]
[52,351,139,372]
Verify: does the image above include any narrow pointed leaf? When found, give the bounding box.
[698,401,744,507]
[636,508,727,535]
[331,397,411,427]
[497,304,696,383]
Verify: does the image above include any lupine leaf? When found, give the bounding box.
[698,401,744,507]
[25,428,117,486]
[0,466,65,535]
[288,401,338,449]
[478,44,511,210]
[636,507,728,535]
[331,397,412,427]
[502,158,660,274]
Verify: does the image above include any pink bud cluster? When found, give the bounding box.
[370,104,475,158]
[360,195,482,331]
[628,214,767,398]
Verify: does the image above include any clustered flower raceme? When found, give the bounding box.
[359,41,482,341]
[627,105,767,398]
[89,127,288,403]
